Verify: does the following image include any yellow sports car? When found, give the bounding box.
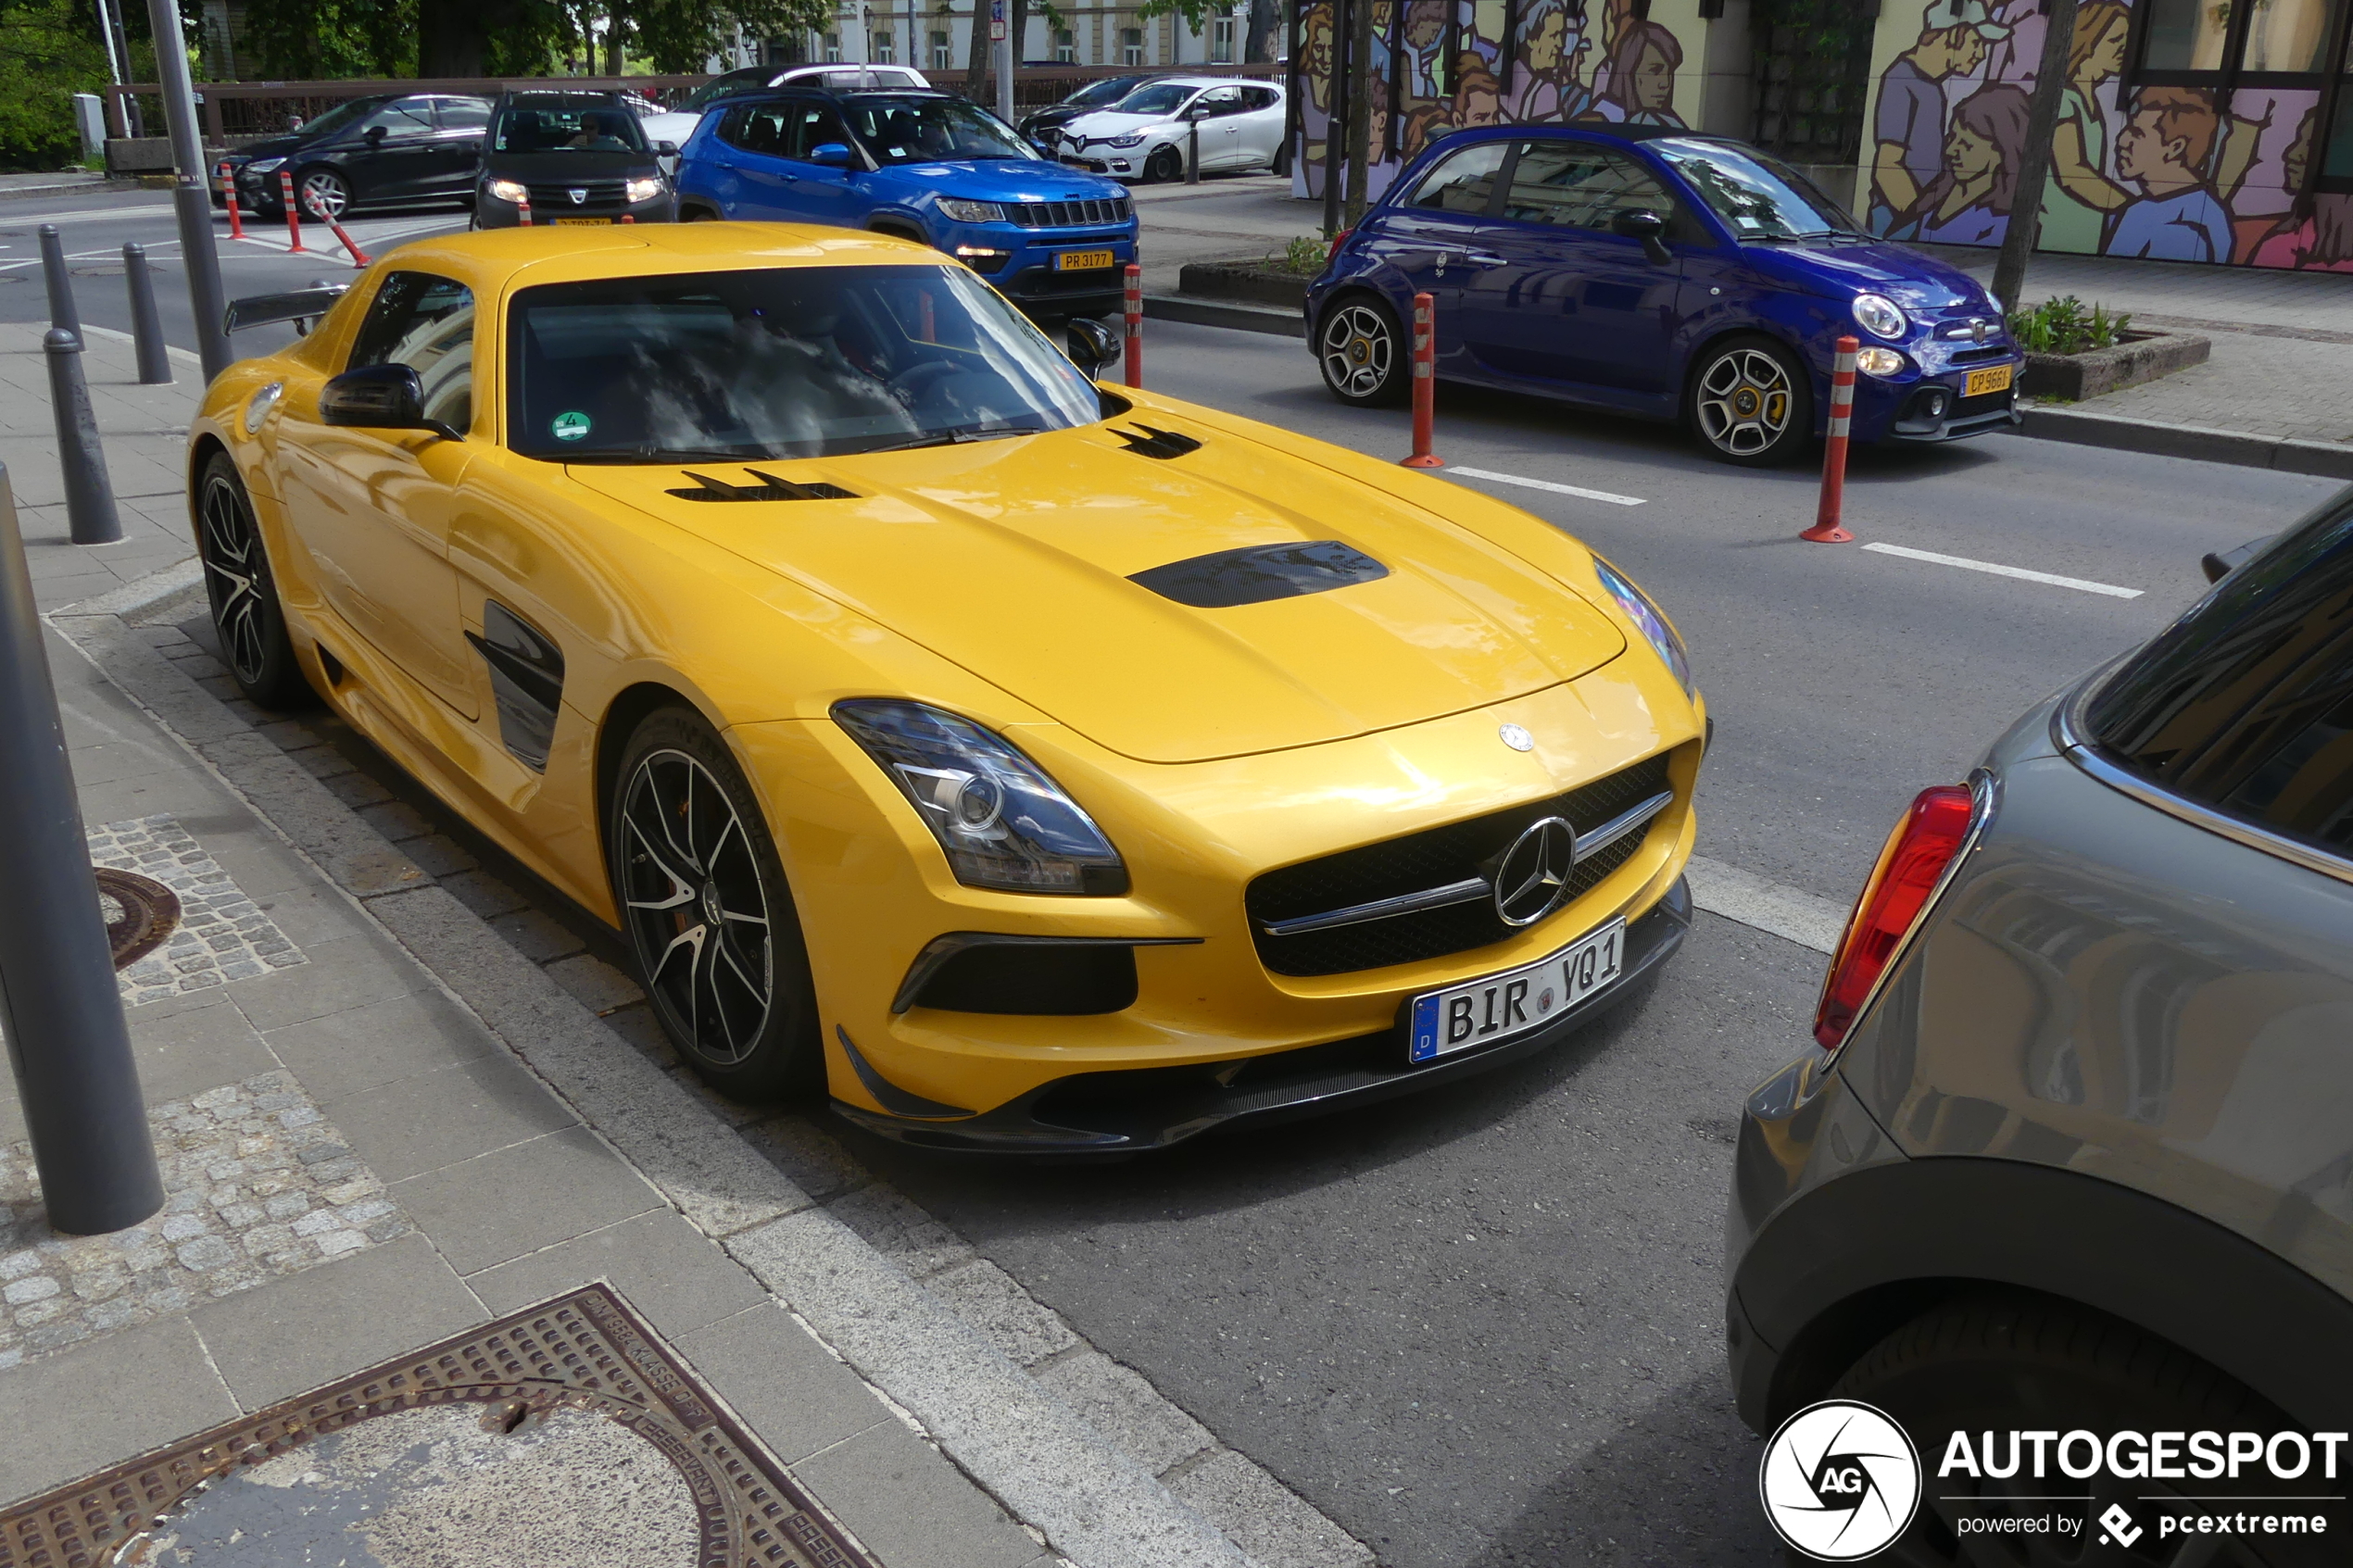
[195,223,1705,1152]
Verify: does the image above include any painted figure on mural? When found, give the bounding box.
[1402,101,1453,157]
[1868,0,2008,232]
[1455,58,1506,127]
[1402,0,1450,97]
[2108,87,2233,261]
[1302,1,1338,116]
[1595,18,1684,127]
[1587,0,1647,111]
[2036,0,2132,254]
[1504,0,1598,121]
[2249,109,2353,270]
[1894,82,2031,243]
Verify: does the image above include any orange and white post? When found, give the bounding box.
[1802,334,1857,544]
[217,161,243,241]
[1401,291,1442,469]
[517,192,534,226]
[277,170,306,253]
[1123,263,1142,389]
[304,191,372,269]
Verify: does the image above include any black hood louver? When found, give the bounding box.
[1130,540,1389,608]
[1111,424,1202,460]
[667,469,857,502]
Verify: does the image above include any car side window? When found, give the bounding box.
[1501,143,1677,231]
[347,271,475,433]
[434,98,490,131]
[786,102,852,159]
[2088,501,2353,858]
[357,97,437,142]
[718,102,793,156]
[1244,87,1280,110]
[1404,142,1507,214]
[1196,86,1245,117]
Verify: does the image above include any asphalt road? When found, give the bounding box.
[68,192,2343,1564]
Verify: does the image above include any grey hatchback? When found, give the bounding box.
[1726,491,2353,1562]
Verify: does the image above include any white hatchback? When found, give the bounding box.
[1054,77,1285,182]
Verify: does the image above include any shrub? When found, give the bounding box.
[1267,233,1327,277]
[2009,295,2132,356]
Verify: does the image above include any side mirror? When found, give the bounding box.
[320,364,463,442]
[1613,207,1671,265]
[811,141,853,168]
[1065,316,1118,377]
[2201,533,2273,583]
[656,140,680,157]
[365,124,387,144]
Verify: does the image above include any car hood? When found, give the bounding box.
[566,422,1627,764]
[875,158,1130,202]
[1742,236,1990,312]
[1063,110,1172,139]
[233,132,311,161]
[484,148,663,181]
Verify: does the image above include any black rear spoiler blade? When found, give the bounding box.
[223,284,349,335]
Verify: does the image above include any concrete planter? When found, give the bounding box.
[1178,260,1313,309]
[2020,329,2209,401]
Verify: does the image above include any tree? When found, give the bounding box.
[0,0,141,169]
[239,0,416,78]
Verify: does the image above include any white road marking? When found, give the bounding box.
[1684,854,1844,954]
[1448,465,1648,507]
[1861,541,2143,598]
[0,203,175,226]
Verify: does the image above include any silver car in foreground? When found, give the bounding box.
[1726,490,2353,1564]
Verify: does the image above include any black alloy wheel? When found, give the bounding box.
[1826,1292,2337,1567]
[1145,144,1184,183]
[610,706,822,1101]
[1316,294,1407,407]
[195,452,308,708]
[1687,333,1812,466]
[296,166,350,221]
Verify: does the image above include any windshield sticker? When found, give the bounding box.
[551,411,592,442]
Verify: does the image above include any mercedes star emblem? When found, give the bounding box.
[1493,817,1576,927]
[568,188,588,205]
[1499,723,1534,752]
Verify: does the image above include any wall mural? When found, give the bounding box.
[1861,0,2347,270]
[1291,0,1712,200]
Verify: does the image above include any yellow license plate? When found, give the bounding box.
[1964,364,2014,397]
[551,217,611,227]
[1055,249,1114,271]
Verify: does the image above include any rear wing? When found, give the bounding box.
[223,284,349,336]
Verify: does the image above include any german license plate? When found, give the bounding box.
[551,217,610,227]
[1964,363,2014,397]
[1406,918,1625,1064]
[1055,248,1114,270]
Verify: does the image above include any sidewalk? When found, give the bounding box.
[0,331,1366,1564]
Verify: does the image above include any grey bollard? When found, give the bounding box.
[122,244,172,384]
[44,330,121,546]
[0,459,163,1236]
[38,224,78,342]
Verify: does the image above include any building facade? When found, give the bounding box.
[786,3,1258,73]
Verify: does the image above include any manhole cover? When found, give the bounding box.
[0,1285,880,1568]
[95,867,179,971]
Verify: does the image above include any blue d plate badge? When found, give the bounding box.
[1408,918,1624,1063]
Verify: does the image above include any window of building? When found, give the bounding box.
[1121,25,1145,64]
[1054,27,1076,60]
[873,29,895,62]
[930,28,951,67]
[1211,12,1236,62]
[2136,0,2346,79]
[823,31,841,61]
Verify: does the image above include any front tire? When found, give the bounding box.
[1686,333,1812,466]
[1144,144,1184,183]
[609,706,823,1102]
[1315,294,1407,407]
[195,452,308,709]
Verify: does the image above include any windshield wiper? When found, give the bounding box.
[849,422,1048,455]
[562,445,783,465]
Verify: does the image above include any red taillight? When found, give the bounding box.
[1813,784,1977,1050]
[1327,228,1353,257]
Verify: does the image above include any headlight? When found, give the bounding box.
[245,157,283,176]
[486,178,530,203]
[1852,293,1907,340]
[1592,557,1694,697]
[936,197,1005,223]
[1854,345,1905,377]
[624,177,664,204]
[1106,133,1145,148]
[833,700,1126,895]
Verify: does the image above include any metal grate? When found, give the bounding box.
[524,179,628,207]
[1004,196,1131,228]
[1246,751,1677,977]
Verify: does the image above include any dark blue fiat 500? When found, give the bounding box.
[1307,125,2022,466]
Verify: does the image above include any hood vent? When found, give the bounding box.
[1111,424,1201,460]
[667,469,857,503]
[1130,540,1388,608]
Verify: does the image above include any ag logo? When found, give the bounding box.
[1759,1399,1921,1561]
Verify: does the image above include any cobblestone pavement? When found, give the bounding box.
[92,814,308,1006]
[0,1072,405,1370]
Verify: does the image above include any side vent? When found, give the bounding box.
[1111,424,1202,459]
[666,469,857,502]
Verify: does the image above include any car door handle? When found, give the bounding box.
[1458,252,1508,268]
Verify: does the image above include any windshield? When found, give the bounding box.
[494,101,650,154]
[1651,138,1860,240]
[1113,82,1196,117]
[296,98,382,140]
[685,69,769,112]
[508,265,1103,463]
[839,95,1035,164]
[1071,76,1146,107]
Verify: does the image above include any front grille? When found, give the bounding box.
[1947,345,2010,364]
[1246,751,1676,977]
[1953,387,2016,419]
[1004,196,1131,228]
[524,180,628,208]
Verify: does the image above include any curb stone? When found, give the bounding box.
[48,566,1374,1568]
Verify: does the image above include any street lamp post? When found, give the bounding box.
[142,0,232,383]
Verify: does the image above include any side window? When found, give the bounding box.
[2088,503,2353,857]
[435,98,490,132]
[1245,86,1280,110]
[1502,143,1678,231]
[1196,86,1245,117]
[1405,141,1507,214]
[787,102,851,158]
[347,271,475,433]
[719,102,792,155]
[357,97,437,141]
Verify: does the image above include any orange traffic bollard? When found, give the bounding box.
[518,192,534,226]
[621,212,635,223]
[1401,291,1442,470]
[218,162,243,241]
[277,170,305,253]
[1802,335,1857,544]
[1123,263,1142,389]
[304,192,371,269]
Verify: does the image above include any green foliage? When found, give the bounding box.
[0,0,109,171]
[618,0,835,72]
[240,0,417,77]
[1269,233,1326,275]
[2009,295,2133,356]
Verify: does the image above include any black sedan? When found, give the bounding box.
[228,94,490,220]
[1016,74,1164,153]
[472,91,676,228]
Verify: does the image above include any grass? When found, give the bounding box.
[2009,295,2133,356]
[1257,234,1327,278]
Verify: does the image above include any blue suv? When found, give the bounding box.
[677,88,1139,320]
[1307,125,2023,466]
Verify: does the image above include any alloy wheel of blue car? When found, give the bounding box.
[1317,299,1403,407]
[1689,338,1810,467]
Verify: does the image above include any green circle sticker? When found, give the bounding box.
[551,411,592,442]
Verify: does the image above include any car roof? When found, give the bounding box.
[1125,75,1272,90]
[370,222,950,296]
[497,90,632,108]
